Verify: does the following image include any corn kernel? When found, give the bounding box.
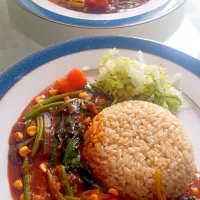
[88,194,99,200]
[49,89,59,96]
[108,188,119,196]
[34,96,44,103]
[20,193,24,200]
[77,113,84,123]
[98,98,106,105]
[84,117,91,125]
[81,103,87,110]
[78,92,87,99]
[13,179,23,190]
[39,162,47,173]
[19,146,31,157]
[27,126,37,136]
[57,144,62,150]
[192,187,199,195]
[15,132,23,142]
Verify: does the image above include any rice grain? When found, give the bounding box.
[82,100,196,199]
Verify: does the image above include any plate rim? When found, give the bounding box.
[0,35,200,100]
[13,0,186,28]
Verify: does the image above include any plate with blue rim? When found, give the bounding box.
[1,36,200,199]
[14,0,186,28]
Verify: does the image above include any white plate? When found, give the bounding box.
[14,0,186,28]
[1,36,200,198]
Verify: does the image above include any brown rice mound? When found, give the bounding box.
[82,100,196,200]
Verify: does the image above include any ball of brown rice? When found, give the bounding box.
[82,100,196,200]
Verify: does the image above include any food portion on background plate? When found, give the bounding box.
[49,0,150,13]
[8,50,199,200]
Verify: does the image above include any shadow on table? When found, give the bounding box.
[6,0,186,47]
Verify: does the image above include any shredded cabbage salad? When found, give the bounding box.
[92,49,183,111]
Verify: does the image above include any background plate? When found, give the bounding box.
[14,0,186,27]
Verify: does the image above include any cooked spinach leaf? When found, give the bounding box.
[63,131,84,171]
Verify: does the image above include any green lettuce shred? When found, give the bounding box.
[92,49,182,111]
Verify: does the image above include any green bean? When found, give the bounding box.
[67,1,85,7]
[59,166,74,197]
[25,101,64,120]
[24,119,32,139]
[24,91,81,119]
[31,116,43,157]
[23,157,31,200]
[65,196,80,200]
[17,137,35,149]
[47,170,65,200]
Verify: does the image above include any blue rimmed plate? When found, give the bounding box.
[14,0,186,28]
[1,36,200,199]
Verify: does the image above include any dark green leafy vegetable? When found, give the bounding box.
[23,157,31,200]
[78,168,107,192]
[188,197,196,200]
[178,197,196,200]
[8,145,23,166]
[48,139,58,168]
[63,131,84,171]
[59,166,74,196]
[31,116,44,157]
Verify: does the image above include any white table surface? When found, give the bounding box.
[0,0,200,71]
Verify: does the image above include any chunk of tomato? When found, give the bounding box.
[54,78,74,93]
[67,68,87,90]
[85,0,109,9]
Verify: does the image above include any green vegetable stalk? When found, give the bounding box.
[31,116,44,157]
[17,137,35,149]
[24,101,64,120]
[23,157,31,200]
[24,119,32,139]
[24,91,81,119]
[59,166,74,197]
[47,170,65,200]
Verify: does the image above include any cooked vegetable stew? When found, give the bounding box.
[8,68,200,200]
[49,0,150,13]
